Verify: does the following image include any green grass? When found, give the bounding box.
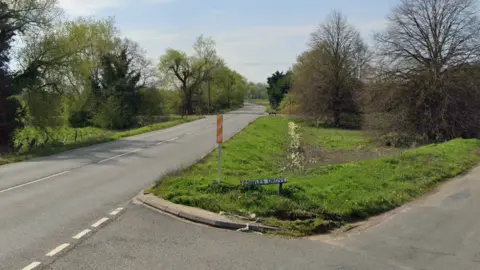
[0,115,203,165]
[151,116,480,236]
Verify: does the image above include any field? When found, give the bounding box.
[0,115,203,165]
[150,116,480,236]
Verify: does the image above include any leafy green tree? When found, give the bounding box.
[90,43,144,129]
[158,35,221,115]
[138,87,165,125]
[0,0,58,150]
[0,1,21,149]
[267,70,292,109]
[246,82,268,99]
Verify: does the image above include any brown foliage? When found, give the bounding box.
[365,0,480,142]
[289,11,366,129]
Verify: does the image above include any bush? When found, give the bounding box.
[69,110,92,128]
[91,96,128,129]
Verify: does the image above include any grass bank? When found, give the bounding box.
[0,115,203,165]
[150,116,480,236]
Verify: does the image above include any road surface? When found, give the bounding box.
[43,165,480,270]
[3,103,480,269]
[0,104,264,269]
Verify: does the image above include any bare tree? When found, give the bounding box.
[291,11,367,128]
[370,0,480,142]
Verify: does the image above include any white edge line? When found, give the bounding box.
[21,262,41,270]
[0,171,69,194]
[109,207,124,216]
[91,217,109,228]
[98,149,141,163]
[72,229,91,239]
[46,243,70,257]
[167,136,179,141]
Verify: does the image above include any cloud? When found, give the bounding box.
[124,25,314,83]
[57,0,123,16]
[145,0,175,3]
[126,22,389,83]
[58,0,175,16]
[356,19,388,41]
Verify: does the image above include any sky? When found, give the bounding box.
[57,0,399,83]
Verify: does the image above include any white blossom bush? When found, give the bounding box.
[283,121,306,172]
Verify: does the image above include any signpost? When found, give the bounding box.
[241,178,287,195]
[216,114,223,184]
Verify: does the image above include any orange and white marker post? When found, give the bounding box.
[216,114,223,184]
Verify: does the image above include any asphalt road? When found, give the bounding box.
[3,103,480,269]
[43,166,480,270]
[44,203,402,270]
[0,104,264,270]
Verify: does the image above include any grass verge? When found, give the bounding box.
[150,116,480,236]
[0,115,203,165]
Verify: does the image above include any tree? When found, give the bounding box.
[91,42,144,129]
[137,87,165,125]
[158,35,221,115]
[370,0,480,141]
[0,0,58,150]
[14,17,121,132]
[246,82,268,100]
[290,11,366,128]
[266,70,292,109]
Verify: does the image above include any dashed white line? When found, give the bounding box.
[98,149,141,163]
[109,207,123,216]
[72,229,91,239]
[156,136,179,145]
[46,243,70,257]
[91,217,109,228]
[0,171,69,194]
[21,262,41,270]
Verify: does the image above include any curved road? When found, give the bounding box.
[2,103,480,269]
[0,104,264,269]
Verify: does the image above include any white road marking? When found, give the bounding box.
[109,207,123,215]
[72,229,91,239]
[91,217,109,228]
[46,243,70,257]
[98,149,141,163]
[21,262,41,270]
[156,136,179,145]
[0,171,69,194]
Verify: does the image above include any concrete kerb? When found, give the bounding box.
[137,193,281,233]
[136,111,280,233]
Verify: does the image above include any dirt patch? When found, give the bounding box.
[304,145,405,168]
